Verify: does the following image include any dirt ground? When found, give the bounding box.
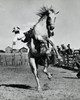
[0,64,80,100]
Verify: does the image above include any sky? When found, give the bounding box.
[0,0,80,50]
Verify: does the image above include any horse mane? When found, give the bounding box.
[37,6,55,22]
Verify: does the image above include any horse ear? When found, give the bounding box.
[47,10,49,15]
[55,11,59,14]
[13,27,15,30]
[17,27,20,30]
[12,27,15,32]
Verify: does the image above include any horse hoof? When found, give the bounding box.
[48,75,52,80]
[37,88,42,92]
[48,77,52,80]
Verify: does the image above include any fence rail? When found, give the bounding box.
[58,49,80,70]
[0,50,79,69]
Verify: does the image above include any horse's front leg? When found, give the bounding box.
[43,58,52,80]
[29,57,41,91]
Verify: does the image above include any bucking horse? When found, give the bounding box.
[12,6,62,91]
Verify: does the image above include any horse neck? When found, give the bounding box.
[34,18,48,37]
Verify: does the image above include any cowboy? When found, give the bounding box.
[12,27,20,34]
[12,27,26,48]
[12,27,26,42]
[12,27,20,45]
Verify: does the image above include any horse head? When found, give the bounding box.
[37,6,59,37]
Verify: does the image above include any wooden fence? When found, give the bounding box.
[58,49,80,69]
[0,50,80,68]
[0,53,29,66]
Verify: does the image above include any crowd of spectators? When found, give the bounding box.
[57,44,73,56]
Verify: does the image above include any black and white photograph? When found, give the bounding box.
[0,0,80,100]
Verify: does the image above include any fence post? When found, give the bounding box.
[12,53,15,66]
[0,55,1,65]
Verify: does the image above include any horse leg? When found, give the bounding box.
[29,57,41,91]
[43,58,52,80]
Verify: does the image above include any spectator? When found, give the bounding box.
[66,44,73,55]
[57,45,61,55]
[61,44,67,56]
[75,49,80,78]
